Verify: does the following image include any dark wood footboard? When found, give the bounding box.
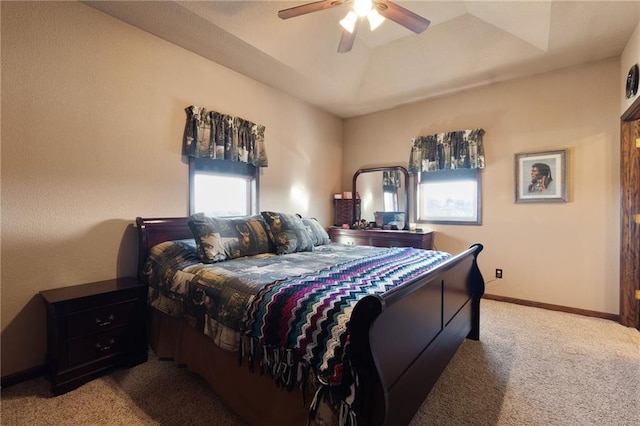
[349,244,484,425]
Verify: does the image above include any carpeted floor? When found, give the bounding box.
[2,299,639,425]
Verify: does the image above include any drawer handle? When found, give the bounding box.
[95,314,114,327]
[95,338,116,352]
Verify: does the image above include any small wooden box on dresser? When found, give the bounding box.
[40,277,148,395]
[328,227,434,250]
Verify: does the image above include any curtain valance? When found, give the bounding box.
[183,105,268,167]
[408,128,485,173]
[382,170,401,191]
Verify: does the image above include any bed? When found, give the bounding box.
[136,213,484,426]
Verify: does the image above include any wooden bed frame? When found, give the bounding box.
[136,217,485,425]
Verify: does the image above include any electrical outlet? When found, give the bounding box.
[495,269,503,279]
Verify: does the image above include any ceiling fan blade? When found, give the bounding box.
[278,0,347,20]
[375,0,430,34]
[337,19,359,53]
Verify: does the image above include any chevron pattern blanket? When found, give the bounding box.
[244,247,452,389]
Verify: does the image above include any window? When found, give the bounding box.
[189,158,258,216]
[416,169,481,225]
[383,189,398,212]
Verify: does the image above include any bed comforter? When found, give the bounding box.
[143,240,452,421]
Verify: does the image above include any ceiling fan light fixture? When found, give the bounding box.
[353,0,372,17]
[367,9,385,31]
[277,0,430,53]
[340,11,358,33]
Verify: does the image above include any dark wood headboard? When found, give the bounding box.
[135,217,192,282]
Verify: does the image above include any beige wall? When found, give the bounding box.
[1,2,342,376]
[343,59,621,316]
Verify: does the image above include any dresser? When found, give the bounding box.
[328,227,434,250]
[40,277,148,395]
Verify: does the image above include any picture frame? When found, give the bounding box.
[515,149,567,203]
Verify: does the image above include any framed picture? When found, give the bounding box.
[515,149,567,203]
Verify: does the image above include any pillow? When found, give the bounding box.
[301,217,330,246]
[261,211,314,255]
[187,213,273,263]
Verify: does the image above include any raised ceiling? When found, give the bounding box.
[85,1,640,118]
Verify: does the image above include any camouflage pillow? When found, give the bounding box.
[188,213,273,263]
[261,211,315,255]
[301,217,330,246]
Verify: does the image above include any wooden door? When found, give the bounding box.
[620,111,640,330]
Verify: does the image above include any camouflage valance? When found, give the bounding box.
[183,105,268,167]
[408,128,485,173]
[382,170,401,191]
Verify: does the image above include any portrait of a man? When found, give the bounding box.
[515,150,566,203]
[527,162,556,194]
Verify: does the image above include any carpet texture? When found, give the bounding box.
[2,299,639,425]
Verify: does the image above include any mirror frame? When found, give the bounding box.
[352,166,410,230]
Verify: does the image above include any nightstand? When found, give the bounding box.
[40,277,148,395]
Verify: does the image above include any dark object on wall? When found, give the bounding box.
[626,64,638,99]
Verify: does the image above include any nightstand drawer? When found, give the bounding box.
[67,328,127,366]
[67,300,138,338]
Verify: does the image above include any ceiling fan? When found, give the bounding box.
[278,0,431,53]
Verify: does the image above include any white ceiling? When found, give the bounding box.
[85,1,640,118]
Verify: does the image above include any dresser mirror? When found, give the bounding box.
[352,166,410,230]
